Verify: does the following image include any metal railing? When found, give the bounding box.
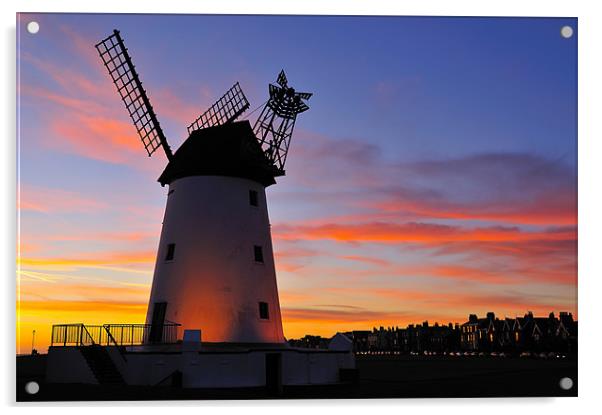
[51,324,98,347]
[51,323,181,347]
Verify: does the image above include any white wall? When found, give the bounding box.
[45,347,355,388]
[45,347,98,384]
[182,352,266,388]
[282,351,355,385]
[123,349,354,387]
[121,353,183,386]
[146,175,285,343]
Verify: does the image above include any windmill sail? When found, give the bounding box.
[187,82,250,134]
[95,30,172,160]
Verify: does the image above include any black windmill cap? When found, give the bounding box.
[158,121,278,187]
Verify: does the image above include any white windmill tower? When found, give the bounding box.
[95,30,312,345]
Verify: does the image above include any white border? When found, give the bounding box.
[3,1,601,413]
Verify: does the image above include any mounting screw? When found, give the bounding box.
[24,381,40,395]
[559,377,573,390]
[27,21,40,34]
[560,26,573,39]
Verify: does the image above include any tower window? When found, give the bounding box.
[165,243,176,261]
[249,190,258,207]
[259,302,269,319]
[254,245,264,263]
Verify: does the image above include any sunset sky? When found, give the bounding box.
[16,14,577,353]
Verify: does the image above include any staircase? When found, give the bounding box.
[79,345,125,385]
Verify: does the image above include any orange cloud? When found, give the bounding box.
[429,265,514,284]
[371,192,576,226]
[284,251,575,286]
[282,307,406,324]
[278,290,313,305]
[273,221,576,245]
[19,282,150,303]
[21,300,147,314]
[19,249,156,272]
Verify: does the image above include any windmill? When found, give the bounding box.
[45,28,354,390]
[95,30,312,344]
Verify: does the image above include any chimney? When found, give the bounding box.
[559,312,574,323]
[486,312,495,321]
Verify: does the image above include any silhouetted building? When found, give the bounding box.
[287,335,329,349]
[287,310,577,355]
[460,311,577,353]
[460,312,498,351]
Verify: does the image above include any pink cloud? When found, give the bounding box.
[49,114,143,165]
[19,184,108,214]
[341,255,392,267]
[20,42,200,169]
[367,187,576,226]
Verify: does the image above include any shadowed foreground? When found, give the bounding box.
[17,354,577,401]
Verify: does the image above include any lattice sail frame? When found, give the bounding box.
[253,71,312,174]
[95,30,172,159]
[187,83,250,134]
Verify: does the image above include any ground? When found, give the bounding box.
[16,354,577,401]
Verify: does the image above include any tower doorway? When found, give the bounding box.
[149,302,167,343]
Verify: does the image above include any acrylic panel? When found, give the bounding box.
[16,13,577,401]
